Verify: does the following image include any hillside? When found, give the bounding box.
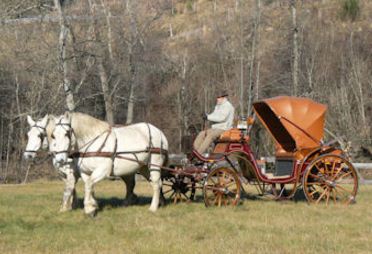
[0,0,371,181]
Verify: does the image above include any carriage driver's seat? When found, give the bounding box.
[212,128,250,154]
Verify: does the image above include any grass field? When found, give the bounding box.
[0,180,371,254]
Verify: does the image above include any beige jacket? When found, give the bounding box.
[207,99,235,130]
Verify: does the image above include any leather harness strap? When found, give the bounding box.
[67,124,168,169]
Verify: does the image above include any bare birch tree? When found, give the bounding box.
[54,0,75,111]
[290,0,299,96]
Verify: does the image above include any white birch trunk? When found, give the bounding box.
[54,0,75,111]
[291,0,299,96]
[247,0,261,115]
[88,0,115,124]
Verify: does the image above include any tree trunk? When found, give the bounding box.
[54,0,75,111]
[97,59,115,125]
[126,47,136,125]
[100,0,114,62]
[290,0,299,96]
[247,0,261,115]
[239,55,244,116]
[88,0,114,124]
[125,0,138,125]
[0,118,3,173]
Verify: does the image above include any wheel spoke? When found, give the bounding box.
[181,192,190,200]
[335,184,354,195]
[209,177,217,185]
[163,188,173,195]
[315,188,328,204]
[332,188,337,204]
[335,171,352,182]
[225,181,237,188]
[314,162,325,174]
[331,160,337,176]
[325,187,331,206]
[306,182,322,185]
[309,173,321,179]
[331,167,343,181]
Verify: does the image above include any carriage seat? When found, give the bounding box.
[218,128,249,143]
[275,147,294,159]
[212,128,249,154]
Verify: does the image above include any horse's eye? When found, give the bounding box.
[51,134,55,139]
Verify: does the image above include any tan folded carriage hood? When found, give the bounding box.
[253,96,327,152]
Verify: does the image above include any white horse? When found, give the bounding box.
[50,111,168,215]
[24,114,138,212]
[24,114,79,211]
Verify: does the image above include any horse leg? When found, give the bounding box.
[59,164,78,212]
[82,166,109,216]
[148,154,164,212]
[121,174,138,206]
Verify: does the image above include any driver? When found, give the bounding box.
[193,90,235,154]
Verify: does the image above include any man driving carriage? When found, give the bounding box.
[193,90,235,154]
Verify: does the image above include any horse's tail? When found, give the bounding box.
[160,130,169,167]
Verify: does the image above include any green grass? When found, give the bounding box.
[0,180,371,253]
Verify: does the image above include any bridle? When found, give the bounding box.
[24,124,48,154]
[52,119,74,156]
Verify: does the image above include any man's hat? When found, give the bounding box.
[217,90,228,98]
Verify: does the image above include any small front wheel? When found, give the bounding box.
[203,167,241,207]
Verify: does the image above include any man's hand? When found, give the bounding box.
[202,113,208,121]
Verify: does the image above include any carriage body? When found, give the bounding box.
[163,96,358,206]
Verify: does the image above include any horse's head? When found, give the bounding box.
[24,114,49,160]
[50,111,74,166]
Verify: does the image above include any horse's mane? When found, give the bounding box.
[70,112,110,140]
[45,115,56,143]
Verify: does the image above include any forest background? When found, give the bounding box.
[0,0,371,182]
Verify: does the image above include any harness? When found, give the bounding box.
[54,122,168,173]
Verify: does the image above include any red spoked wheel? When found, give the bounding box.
[302,154,358,205]
[203,167,241,207]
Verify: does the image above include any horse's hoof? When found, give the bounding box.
[59,206,72,213]
[148,207,158,213]
[86,210,97,218]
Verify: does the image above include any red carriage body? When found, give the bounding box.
[162,96,358,207]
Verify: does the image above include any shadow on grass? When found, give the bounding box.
[73,196,154,211]
[73,188,309,212]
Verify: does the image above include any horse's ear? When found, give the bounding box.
[27,115,35,126]
[40,114,49,127]
[64,111,71,122]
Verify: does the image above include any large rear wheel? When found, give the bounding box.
[302,154,358,205]
[203,167,241,207]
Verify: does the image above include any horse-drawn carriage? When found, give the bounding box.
[162,96,359,206]
[24,96,359,216]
